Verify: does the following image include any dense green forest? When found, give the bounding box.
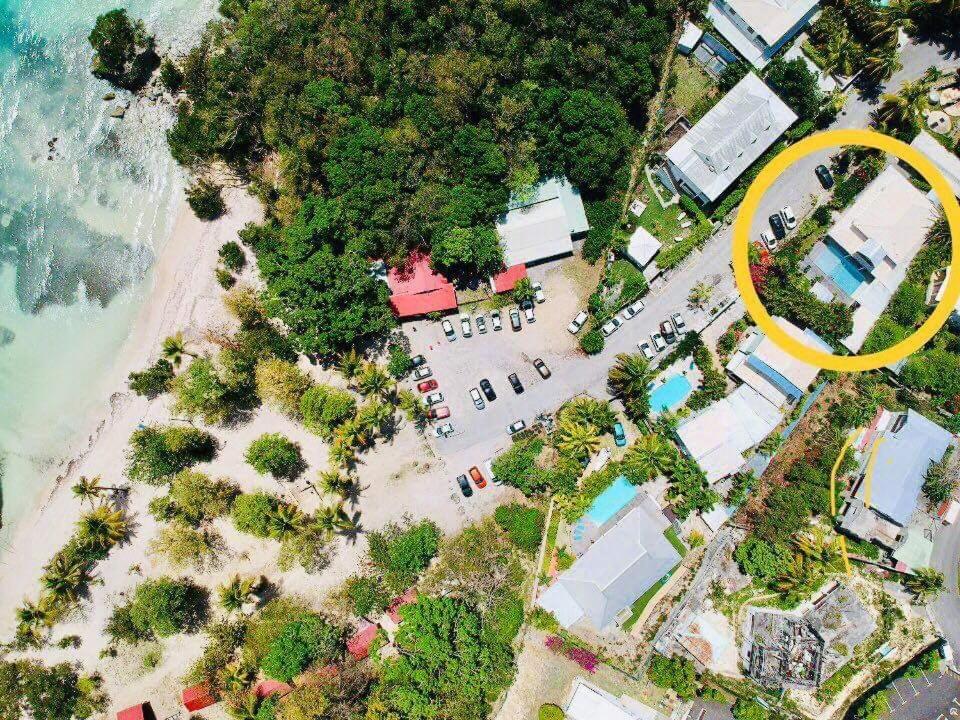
[167,0,679,354]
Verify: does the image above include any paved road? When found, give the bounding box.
[931,517,960,658]
[881,666,960,720]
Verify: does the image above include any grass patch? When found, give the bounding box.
[665,527,687,557]
[636,175,682,240]
[623,565,677,631]
[541,510,561,576]
[669,55,717,120]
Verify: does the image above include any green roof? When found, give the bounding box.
[892,528,933,570]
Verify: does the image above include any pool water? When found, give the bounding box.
[583,476,638,526]
[650,374,693,413]
[813,240,868,296]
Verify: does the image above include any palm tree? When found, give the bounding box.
[561,397,616,432]
[328,440,357,470]
[41,554,92,604]
[226,693,260,720]
[161,332,194,368]
[688,282,713,309]
[336,418,370,449]
[338,349,364,384]
[357,363,393,398]
[218,575,260,613]
[928,209,949,249]
[76,504,129,553]
[608,353,653,400]
[397,390,429,429]
[825,29,860,78]
[792,528,845,573]
[774,553,821,596]
[554,420,601,460]
[757,433,783,456]
[267,503,303,540]
[318,469,353,499]
[904,567,945,603]
[864,43,903,82]
[624,434,676,482]
[877,79,927,132]
[220,661,255,694]
[71,475,112,505]
[357,400,393,438]
[16,595,56,633]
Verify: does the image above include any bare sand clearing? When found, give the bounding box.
[0,186,509,716]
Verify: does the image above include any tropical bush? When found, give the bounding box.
[367,519,441,593]
[127,358,174,398]
[186,180,226,220]
[647,654,699,699]
[126,425,216,485]
[579,329,605,355]
[493,503,545,554]
[88,9,157,89]
[245,433,304,479]
[117,577,208,639]
[254,358,312,417]
[261,616,343,681]
[300,385,357,437]
[219,241,247,272]
[231,493,280,538]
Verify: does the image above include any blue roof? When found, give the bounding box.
[507,177,590,235]
[746,355,803,402]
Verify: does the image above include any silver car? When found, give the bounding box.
[435,422,454,437]
[413,366,432,380]
[651,332,667,351]
[491,310,502,331]
[476,315,487,334]
[508,419,526,434]
[638,341,655,360]
[601,316,623,336]
[470,387,485,409]
[441,319,456,341]
[460,313,472,337]
[424,391,444,406]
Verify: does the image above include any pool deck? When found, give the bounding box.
[648,355,702,416]
[572,493,646,556]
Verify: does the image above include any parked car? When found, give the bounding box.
[468,466,487,489]
[442,319,456,341]
[479,378,497,401]
[769,212,786,239]
[508,419,527,434]
[411,354,426,367]
[456,474,473,497]
[601,316,623,336]
[613,422,627,447]
[509,307,522,331]
[533,358,551,379]
[815,164,834,189]
[521,299,535,322]
[424,391,444,406]
[532,281,546,304]
[660,321,676,344]
[476,315,487,334]
[639,341,655,360]
[780,206,797,229]
[491,310,502,331]
[470,387,485,409]
[484,459,501,485]
[417,379,438,393]
[620,299,645,321]
[435,422,454,437]
[459,313,472,337]
[508,373,524,394]
[428,406,450,420]
[651,333,667,351]
[568,310,589,334]
[412,366,432,380]
[672,312,686,332]
[760,230,777,250]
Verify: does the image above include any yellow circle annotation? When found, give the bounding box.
[732,128,960,373]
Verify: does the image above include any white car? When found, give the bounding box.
[490,310,502,331]
[435,422,454,438]
[638,341,655,360]
[413,366,432,380]
[651,332,667,351]
[460,313,472,337]
[568,310,588,334]
[508,419,526,434]
[521,300,535,323]
[532,281,545,304]
[780,205,797,229]
[601,316,623,337]
[760,230,777,250]
[470,387,485,409]
[441,319,456,341]
[620,299,645,321]
[424,391,444,406]
[671,312,686,332]
[484,459,502,485]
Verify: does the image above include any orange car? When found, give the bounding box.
[468,466,486,489]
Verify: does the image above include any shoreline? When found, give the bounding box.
[0,186,263,633]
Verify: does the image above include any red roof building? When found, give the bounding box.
[490,264,527,293]
[387,588,419,624]
[117,704,154,720]
[386,253,458,318]
[182,683,216,712]
[255,680,294,699]
[347,622,379,661]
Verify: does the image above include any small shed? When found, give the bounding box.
[625,226,662,268]
[347,622,379,661]
[182,683,216,712]
[117,704,155,720]
[678,20,704,55]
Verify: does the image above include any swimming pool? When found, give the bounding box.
[650,374,693,413]
[813,240,868,297]
[584,476,637,526]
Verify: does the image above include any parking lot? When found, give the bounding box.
[881,667,960,720]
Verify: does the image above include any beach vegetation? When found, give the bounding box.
[88,9,157,90]
[231,492,280,538]
[126,424,216,485]
[223,284,266,327]
[299,385,356,437]
[169,355,248,424]
[150,521,224,571]
[493,503,545,554]
[367,518,441,594]
[261,615,343,682]
[159,58,183,93]
[342,575,391,618]
[70,475,123,505]
[219,575,261,613]
[216,268,236,289]
[111,576,208,640]
[156,469,238,525]
[75,503,129,555]
[219,241,246,272]
[245,433,304,479]
[0,660,106,720]
[187,179,226,220]
[128,358,175,397]
[161,331,193,367]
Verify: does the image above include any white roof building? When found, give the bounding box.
[664,73,797,204]
[808,167,937,352]
[496,177,589,267]
[910,130,960,200]
[625,226,662,268]
[565,678,665,720]
[678,20,704,55]
[537,496,680,632]
[676,384,783,482]
[708,0,819,68]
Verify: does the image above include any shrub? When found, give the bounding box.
[245,433,304,479]
[159,58,183,93]
[186,180,226,220]
[127,577,207,638]
[254,358,312,417]
[491,438,548,496]
[580,329,604,355]
[732,698,770,720]
[300,385,357,437]
[128,358,174,398]
[166,469,238,525]
[494,503,545,553]
[486,593,525,644]
[647,654,699,699]
[367,519,441,592]
[583,200,621,263]
[215,268,236,289]
[386,345,413,379]
[219,241,246,272]
[149,521,222,571]
[261,616,343,681]
[232,493,280,537]
[887,281,926,328]
[126,425,216,485]
[344,575,390,618]
[539,704,564,720]
[88,9,157,90]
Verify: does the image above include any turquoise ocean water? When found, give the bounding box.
[0,0,215,543]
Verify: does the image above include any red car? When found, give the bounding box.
[468,466,487,489]
[427,406,450,419]
[417,379,439,393]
